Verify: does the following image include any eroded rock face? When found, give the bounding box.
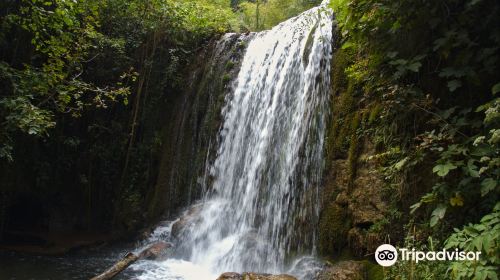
[149,33,252,221]
[319,139,386,257]
[315,261,366,280]
[217,272,297,280]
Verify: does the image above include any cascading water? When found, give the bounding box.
[133,3,333,280]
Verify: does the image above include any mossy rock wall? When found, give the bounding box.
[319,46,388,259]
[146,34,252,221]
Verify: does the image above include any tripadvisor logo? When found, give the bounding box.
[375,244,398,267]
[374,244,481,267]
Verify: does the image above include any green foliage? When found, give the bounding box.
[331,0,499,277]
[222,73,232,84]
[0,0,238,162]
[411,99,500,228]
[0,0,131,161]
[387,234,449,280]
[0,0,240,234]
[445,203,500,280]
[238,0,321,31]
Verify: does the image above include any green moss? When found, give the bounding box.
[347,112,361,185]
[331,49,350,95]
[318,203,351,256]
[237,41,247,50]
[363,260,384,280]
[225,60,235,70]
[325,46,363,165]
[222,73,231,84]
[324,46,367,195]
[327,81,357,160]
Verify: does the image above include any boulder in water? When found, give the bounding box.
[138,241,172,260]
[217,272,297,280]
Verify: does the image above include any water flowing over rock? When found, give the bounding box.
[134,3,334,279]
[217,272,298,280]
[180,5,332,273]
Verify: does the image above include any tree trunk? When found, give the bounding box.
[90,252,138,280]
[90,241,171,280]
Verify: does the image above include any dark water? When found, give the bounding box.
[0,245,140,280]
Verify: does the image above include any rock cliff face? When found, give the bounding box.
[146,33,252,221]
[318,45,389,259]
[319,139,387,257]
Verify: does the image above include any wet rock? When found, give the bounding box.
[318,202,350,256]
[218,272,242,280]
[335,192,349,206]
[315,261,366,280]
[319,139,387,257]
[171,204,204,238]
[217,272,297,280]
[348,227,381,258]
[288,257,325,280]
[138,241,172,260]
[349,166,386,227]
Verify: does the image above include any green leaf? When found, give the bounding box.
[407,62,422,72]
[439,67,466,78]
[481,178,498,196]
[448,79,462,92]
[410,202,421,214]
[394,157,408,170]
[472,237,483,251]
[492,82,500,95]
[482,235,491,251]
[389,59,407,65]
[430,204,447,227]
[465,160,480,178]
[464,226,479,236]
[421,192,437,203]
[387,51,398,59]
[433,163,457,177]
[341,41,354,50]
[487,271,498,280]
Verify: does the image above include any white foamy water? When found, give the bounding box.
[132,3,333,279]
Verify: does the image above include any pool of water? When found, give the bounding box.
[0,219,323,280]
[0,245,136,280]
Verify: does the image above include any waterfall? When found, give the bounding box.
[134,3,333,280]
